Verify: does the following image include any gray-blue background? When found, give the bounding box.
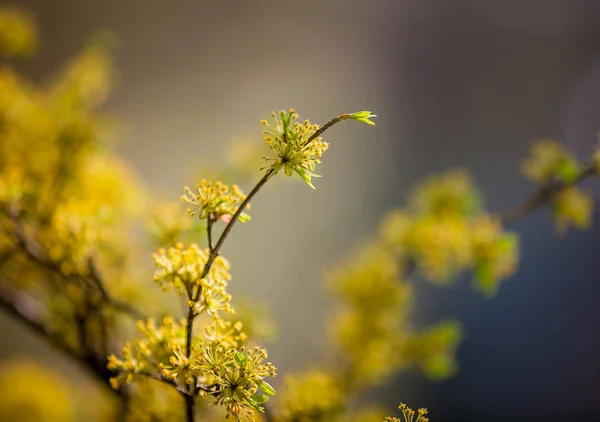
[3,1,600,420]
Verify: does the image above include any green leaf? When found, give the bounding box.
[258,380,276,396]
[555,157,581,183]
[238,212,251,223]
[347,111,377,126]
[294,168,316,189]
[245,397,266,413]
[251,394,270,404]
[234,351,247,367]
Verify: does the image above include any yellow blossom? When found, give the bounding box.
[522,139,581,183]
[553,186,593,234]
[277,370,344,421]
[470,215,519,295]
[261,109,329,189]
[182,179,249,223]
[0,359,73,422]
[152,243,234,319]
[385,403,429,422]
[0,8,36,57]
[410,169,481,217]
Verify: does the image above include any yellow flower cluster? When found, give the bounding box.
[470,216,519,295]
[384,403,429,422]
[409,170,481,217]
[108,316,276,421]
[182,179,249,223]
[199,345,277,420]
[0,8,36,57]
[148,201,196,247]
[327,241,461,388]
[521,140,594,234]
[328,242,413,386]
[277,370,345,421]
[404,322,462,380]
[152,243,233,316]
[0,359,73,422]
[261,109,329,189]
[521,139,578,183]
[122,378,184,422]
[553,187,593,234]
[380,170,519,293]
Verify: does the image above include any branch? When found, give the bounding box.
[0,275,117,392]
[203,169,274,279]
[500,164,595,225]
[305,114,350,145]
[3,204,145,320]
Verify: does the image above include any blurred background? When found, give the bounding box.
[2,0,600,421]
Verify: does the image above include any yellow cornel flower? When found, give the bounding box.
[152,243,233,315]
[277,371,345,421]
[521,140,594,234]
[554,186,593,234]
[182,179,249,223]
[261,109,329,189]
[385,403,429,422]
[0,8,36,57]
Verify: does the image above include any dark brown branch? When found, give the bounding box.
[204,169,273,279]
[304,114,350,145]
[207,218,214,254]
[0,276,116,392]
[500,164,595,225]
[4,205,145,320]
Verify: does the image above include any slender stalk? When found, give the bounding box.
[209,169,274,269]
[305,114,350,145]
[182,169,274,422]
[185,394,195,422]
[0,275,117,393]
[207,218,214,253]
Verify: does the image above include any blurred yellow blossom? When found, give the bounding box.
[0,8,36,57]
[553,186,593,234]
[277,370,344,421]
[470,215,519,295]
[0,359,73,422]
[522,139,582,183]
[410,169,481,217]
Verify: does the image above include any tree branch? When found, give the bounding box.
[500,164,595,225]
[0,275,117,392]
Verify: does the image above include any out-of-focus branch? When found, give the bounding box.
[3,204,145,320]
[500,164,595,225]
[0,275,117,391]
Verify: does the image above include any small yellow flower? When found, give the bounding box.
[278,371,344,421]
[261,109,328,189]
[152,243,233,315]
[182,179,249,223]
[554,186,593,234]
[385,403,430,422]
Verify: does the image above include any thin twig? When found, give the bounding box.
[500,165,595,225]
[0,275,117,393]
[207,218,214,254]
[305,114,350,145]
[205,169,274,277]
[4,205,145,320]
